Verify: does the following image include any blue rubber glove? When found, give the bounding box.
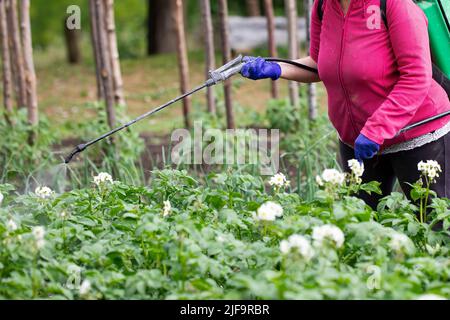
[240,56,281,80]
[354,134,380,162]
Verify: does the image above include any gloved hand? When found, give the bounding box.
[240,56,282,80]
[354,134,380,162]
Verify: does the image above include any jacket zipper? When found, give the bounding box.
[337,0,359,137]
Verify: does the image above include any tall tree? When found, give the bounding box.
[173,0,191,128]
[64,21,82,64]
[304,0,317,120]
[0,0,13,116]
[284,0,299,107]
[200,0,216,114]
[65,4,82,64]
[90,0,116,129]
[147,0,176,55]
[218,0,235,129]
[19,0,38,130]
[104,0,125,106]
[6,0,26,108]
[246,0,261,16]
[264,0,278,99]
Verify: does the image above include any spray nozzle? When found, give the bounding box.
[64,143,87,164]
[207,55,245,86]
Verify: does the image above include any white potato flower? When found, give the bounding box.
[7,219,18,231]
[34,186,54,199]
[163,200,171,217]
[348,159,364,178]
[415,294,446,300]
[256,201,283,221]
[216,235,226,243]
[312,224,345,248]
[280,234,314,261]
[269,173,290,188]
[280,240,290,254]
[388,233,414,255]
[32,226,45,249]
[315,175,324,186]
[93,172,113,186]
[417,160,441,181]
[32,226,45,239]
[79,279,91,296]
[317,169,346,186]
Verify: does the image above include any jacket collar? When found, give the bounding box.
[332,0,369,18]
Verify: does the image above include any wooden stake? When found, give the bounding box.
[246,0,261,16]
[19,0,38,128]
[89,0,103,100]
[284,0,299,107]
[172,0,191,128]
[218,0,235,129]
[305,0,317,120]
[200,0,216,114]
[104,0,125,106]
[264,0,279,99]
[64,20,82,64]
[6,0,26,108]
[91,0,116,129]
[0,0,13,116]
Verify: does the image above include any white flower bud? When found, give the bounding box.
[312,224,345,248]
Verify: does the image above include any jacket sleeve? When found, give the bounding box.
[360,0,433,145]
[310,0,323,63]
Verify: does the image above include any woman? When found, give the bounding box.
[240,0,450,209]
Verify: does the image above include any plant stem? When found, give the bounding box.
[423,179,431,223]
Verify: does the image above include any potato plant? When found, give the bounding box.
[0,167,449,300]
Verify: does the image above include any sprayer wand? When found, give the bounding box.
[64,55,246,164]
[64,55,450,163]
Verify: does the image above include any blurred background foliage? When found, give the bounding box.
[30,0,301,58]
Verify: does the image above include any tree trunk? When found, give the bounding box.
[90,0,116,129]
[264,0,278,99]
[6,0,26,108]
[200,0,216,114]
[218,0,235,129]
[173,0,191,128]
[284,0,299,107]
[246,0,261,16]
[88,0,103,100]
[0,0,13,117]
[147,0,176,55]
[19,0,38,130]
[104,0,125,106]
[305,0,317,120]
[64,21,82,64]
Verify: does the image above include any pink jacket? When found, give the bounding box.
[310,0,450,149]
